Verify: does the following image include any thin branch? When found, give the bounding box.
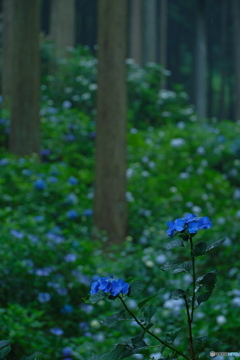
[118,295,189,360]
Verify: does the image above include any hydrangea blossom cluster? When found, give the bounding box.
[90,275,129,297]
[167,213,212,238]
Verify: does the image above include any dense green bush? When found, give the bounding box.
[0,46,240,359]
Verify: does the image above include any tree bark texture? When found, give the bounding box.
[195,0,207,120]
[143,0,157,64]
[94,0,127,245]
[50,0,75,57]
[159,0,168,88]
[2,0,13,108]
[219,0,227,120]
[129,0,142,65]
[232,0,240,121]
[9,0,40,156]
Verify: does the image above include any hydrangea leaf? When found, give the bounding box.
[163,239,184,250]
[197,291,213,305]
[142,304,156,323]
[99,310,126,327]
[161,259,182,271]
[0,345,11,359]
[137,288,165,310]
[101,344,125,360]
[21,354,43,360]
[206,238,226,251]
[191,242,207,257]
[172,261,191,274]
[165,327,182,344]
[129,280,146,296]
[88,354,100,360]
[196,271,218,286]
[84,291,106,304]
[0,341,10,349]
[171,289,186,300]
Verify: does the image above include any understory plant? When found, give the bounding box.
[85,213,227,360]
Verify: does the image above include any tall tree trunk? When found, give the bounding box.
[50,0,75,57]
[9,0,40,156]
[129,0,142,65]
[159,0,168,88]
[232,0,240,122]
[2,0,13,108]
[94,0,127,246]
[219,0,227,120]
[195,0,207,120]
[143,0,157,64]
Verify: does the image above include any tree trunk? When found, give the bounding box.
[219,0,227,120]
[50,0,75,57]
[195,0,207,120]
[143,0,157,64]
[9,0,40,156]
[94,0,127,245]
[2,0,13,108]
[129,0,142,65]
[159,0,168,88]
[232,0,240,121]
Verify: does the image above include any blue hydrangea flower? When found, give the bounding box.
[65,193,78,204]
[64,253,77,262]
[62,347,72,358]
[50,327,64,336]
[188,221,199,234]
[197,216,212,229]
[57,287,68,296]
[66,209,78,219]
[10,229,24,239]
[174,218,185,231]
[47,176,58,183]
[84,209,93,217]
[61,305,73,314]
[90,275,129,297]
[182,213,197,223]
[34,179,46,190]
[166,213,212,238]
[38,292,51,303]
[68,176,78,185]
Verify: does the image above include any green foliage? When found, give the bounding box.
[0,44,239,359]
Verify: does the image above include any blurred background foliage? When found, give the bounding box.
[0,1,240,360]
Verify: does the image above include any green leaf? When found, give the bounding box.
[143,304,156,323]
[22,353,42,360]
[84,291,106,304]
[99,310,126,327]
[163,239,184,250]
[171,289,186,300]
[206,238,226,251]
[161,259,182,271]
[191,242,207,257]
[165,328,182,345]
[120,334,149,359]
[196,271,218,286]
[0,342,10,350]
[138,294,158,310]
[129,280,146,296]
[88,354,100,360]
[197,291,213,305]
[0,345,11,359]
[172,261,191,274]
[101,345,125,360]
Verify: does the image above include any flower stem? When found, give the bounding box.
[118,296,189,360]
[188,236,196,360]
[189,236,196,321]
[184,295,195,360]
